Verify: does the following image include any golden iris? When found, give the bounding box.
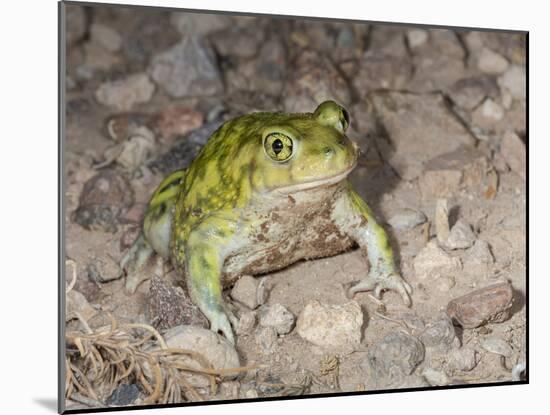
[264,133,293,162]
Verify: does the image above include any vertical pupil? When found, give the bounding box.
[272,138,284,154]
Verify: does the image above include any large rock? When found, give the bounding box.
[296,300,363,353]
[419,146,489,199]
[370,92,474,181]
[149,37,223,98]
[446,282,514,328]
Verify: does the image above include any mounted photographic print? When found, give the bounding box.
[59,1,528,413]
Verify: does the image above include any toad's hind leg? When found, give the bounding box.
[121,169,185,293]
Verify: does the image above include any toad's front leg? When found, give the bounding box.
[174,215,239,344]
[333,185,412,306]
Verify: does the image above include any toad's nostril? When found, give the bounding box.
[324,147,334,157]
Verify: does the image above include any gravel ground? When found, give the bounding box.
[63,4,526,410]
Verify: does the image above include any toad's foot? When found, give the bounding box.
[206,305,238,345]
[347,272,412,306]
[120,233,154,294]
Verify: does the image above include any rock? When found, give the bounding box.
[236,311,256,335]
[419,315,459,351]
[90,23,122,52]
[65,5,86,47]
[413,241,461,280]
[106,383,140,406]
[170,12,231,36]
[477,48,509,75]
[256,326,277,352]
[149,37,223,98]
[283,50,351,112]
[105,113,153,143]
[446,348,479,372]
[371,92,474,181]
[86,258,121,283]
[66,290,96,322]
[500,131,526,179]
[244,389,258,399]
[393,375,430,389]
[481,337,513,357]
[464,240,494,276]
[353,52,413,93]
[435,275,456,292]
[369,26,408,58]
[445,220,476,250]
[152,105,203,140]
[82,42,123,72]
[226,39,287,97]
[407,29,428,48]
[258,304,295,335]
[296,300,363,353]
[408,30,466,91]
[148,276,208,330]
[419,146,489,199]
[211,26,264,58]
[498,65,526,101]
[99,126,156,172]
[161,325,240,386]
[95,73,155,111]
[474,98,504,122]
[230,276,260,310]
[448,76,500,110]
[422,368,450,386]
[435,199,450,245]
[388,209,427,230]
[72,170,134,233]
[367,331,425,386]
[446,281,514,328]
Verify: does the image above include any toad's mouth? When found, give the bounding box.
[270,159,357,195]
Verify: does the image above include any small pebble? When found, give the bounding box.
[478,98,504,121]
[478,47,509,75]
[422,368,450,386]
[256,326,278,352]
[258,303,295,335]
[230,276,260,309]
[413,241,462,280]
[407,29,428,48]
[445,220,476,250]
[498,65,526,100]
[388,208,427,230]
[90,23,122,52]
[95,73,155,111]
[236,311,257,335]
[446,348,479,372]
[481,337,513,357]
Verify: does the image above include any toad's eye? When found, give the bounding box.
[264,133,294,162]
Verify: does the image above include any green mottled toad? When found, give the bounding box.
[121,101,412,343]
